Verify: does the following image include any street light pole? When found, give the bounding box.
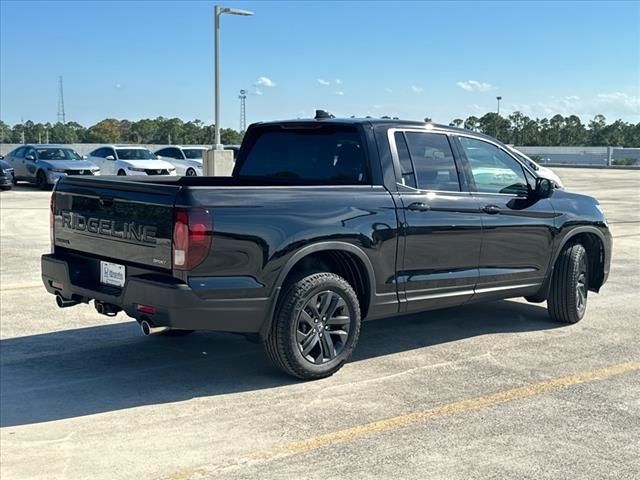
[214,6,221,149]
[496,96,502,115]
[213,5,253,150]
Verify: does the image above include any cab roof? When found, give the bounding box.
[251,116,502,144]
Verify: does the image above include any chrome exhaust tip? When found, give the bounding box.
[140,319,169,336]
[56,294,79,308]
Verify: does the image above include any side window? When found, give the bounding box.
[394,132,416,188]
[173,148,184,159]
[26,148,36,159]
[156,148,170,157]
[13,147,26,158]
[107,149,116,159]
[459,137,529,196]
[404,132,460,192]
[91,148,105,158]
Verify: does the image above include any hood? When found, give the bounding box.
[38,159,99,170]
[119,159,175,169]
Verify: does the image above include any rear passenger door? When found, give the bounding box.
[391,130,483,313]
[9,147,26,178]
[455,135,556,297]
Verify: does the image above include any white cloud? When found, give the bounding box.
[254,76,276,87]
[253,89,263,96]
[384,88,393,94]
[501,92,639,121]
[411,85,424,93]
[335,79,342,85]
[596,92,639,109]
[317,78,330,86]
[334,91,345,96]
[456,80,495,92]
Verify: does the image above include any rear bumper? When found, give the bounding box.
[41,253,269,333]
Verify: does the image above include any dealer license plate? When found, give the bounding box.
[100,261,125,287]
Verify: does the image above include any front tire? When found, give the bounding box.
[117,169,126,176]
[264,272,361,380]
[186,168,197,177]
[36,170,49,190]
[548,243,588,324]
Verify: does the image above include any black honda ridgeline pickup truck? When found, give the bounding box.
[42,114,611,379]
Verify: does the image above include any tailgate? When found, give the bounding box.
[53,177,181,270]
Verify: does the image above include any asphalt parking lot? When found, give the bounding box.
[1,168,639,480]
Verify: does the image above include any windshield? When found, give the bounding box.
[183,149,205,159]
[116,149,157,160]
[238,126,368,184]
[36,148,82,161]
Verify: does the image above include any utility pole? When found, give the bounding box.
[496,96,502,115]
[57,76,66,124]
[239,89,247,132]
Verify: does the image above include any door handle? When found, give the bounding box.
[482,204,501,214]
[407,202,430,211]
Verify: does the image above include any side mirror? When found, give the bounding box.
[82,155,88,160]
[25,155,35,161]
[105,155,115,161]
[534,177,554,199]
[0,155,4,160]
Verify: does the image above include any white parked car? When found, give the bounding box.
[87,146,176,176]
[154,146,207,176]
[507,146,564,188]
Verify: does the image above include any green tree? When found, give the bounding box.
[220,128,243,145]
[463,116,480,131]
[0,120,11,143]
[84,119,121,143]
[588,114,607,145]
[478,113,510,142]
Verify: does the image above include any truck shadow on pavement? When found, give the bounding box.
[1,300,560,427]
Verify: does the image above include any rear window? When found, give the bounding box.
[237,126,369,184]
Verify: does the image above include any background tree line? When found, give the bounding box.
[0,113,638,147]
[0,117,244,145]
[448,112,639,147]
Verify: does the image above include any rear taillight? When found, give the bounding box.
[50,193,55,252]
[173,208,212,270]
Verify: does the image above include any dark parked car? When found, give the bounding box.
[4,145,100,189]
[0,159,14,190]
[42,113,611,379]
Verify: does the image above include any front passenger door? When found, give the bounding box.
[24,147,38,179]
[456,136,556,296]
[393,130,483,313]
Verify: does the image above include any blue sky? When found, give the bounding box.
[1,0,638,128]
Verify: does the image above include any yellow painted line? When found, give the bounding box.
[257,361,640,459]
[0,284,42,292]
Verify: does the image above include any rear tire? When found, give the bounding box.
[548,243,588,324]
[264,272,361,380]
